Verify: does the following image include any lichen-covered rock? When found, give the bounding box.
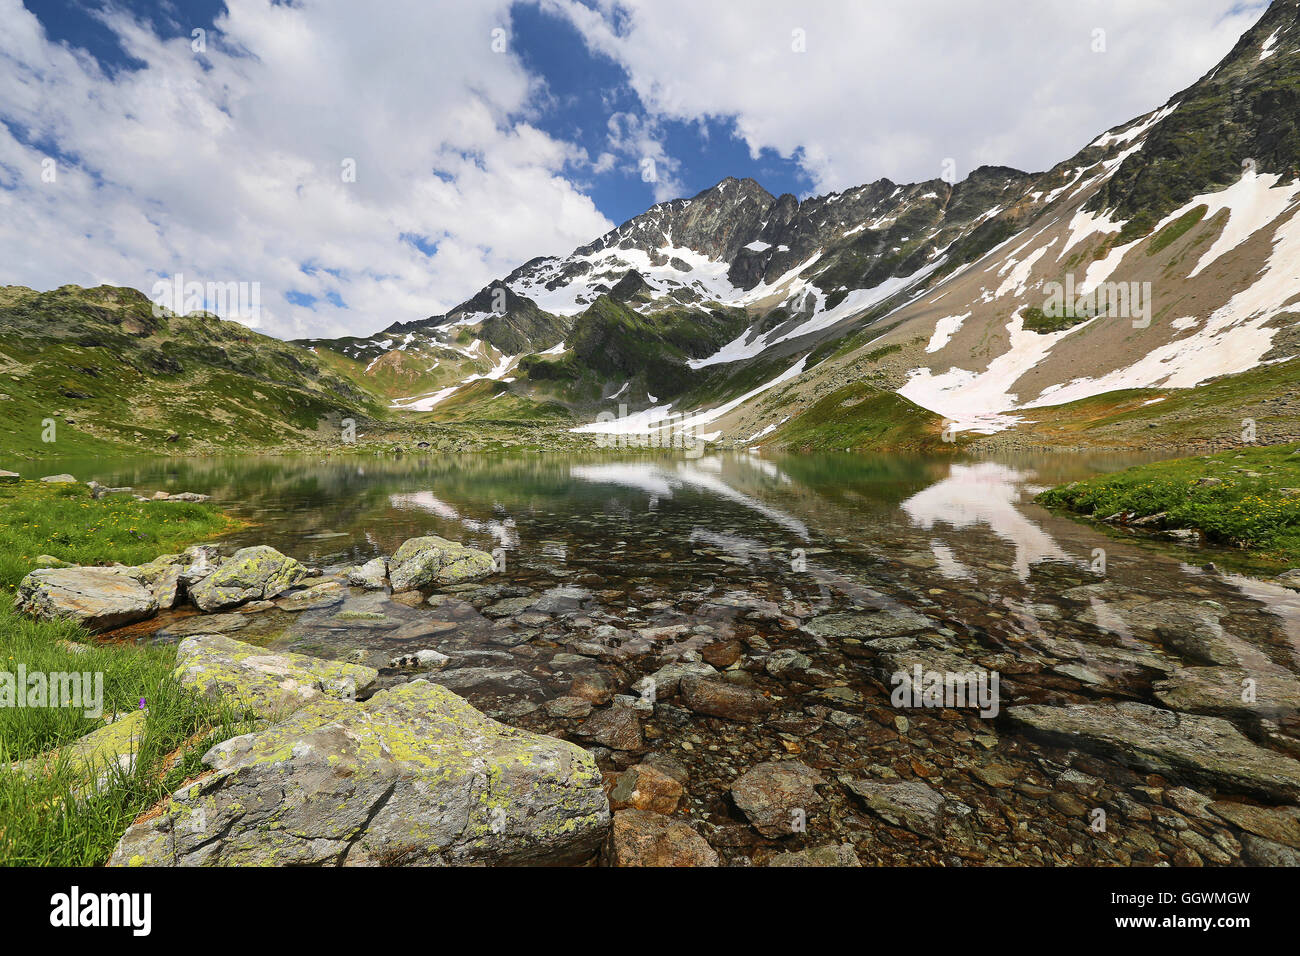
[16,566,158,631]
[187,545,307,611]
[347,557,389,590]
[1008,702,1300,801]
[108,680,609,866]
[388,536,495,592]
[12,711,147,793]
[174,633,377,719]
[125,554,185,610]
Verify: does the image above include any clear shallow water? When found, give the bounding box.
[38,449,1300,864]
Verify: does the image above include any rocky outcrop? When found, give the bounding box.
[187,545,307,611]
[388,536,495,592]
[16,567,158,631]
[173,634,377,719]
[1007,702,1300,801]
[109,680,609,866]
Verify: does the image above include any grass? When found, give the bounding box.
[0,480,249,865]
[1037,443,1300,570]
[765,381,954,453]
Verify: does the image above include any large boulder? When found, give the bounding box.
[16,566,158,631]
[109,680,609,866]
[174,634,378,719]
[388,536,495,592]
[187,546,307,611]
[1008,702,1300,801]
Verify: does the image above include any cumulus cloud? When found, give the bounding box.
[544,0,1267,193]
[0,0,613,338]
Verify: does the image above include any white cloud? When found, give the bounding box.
[544,0,1267,194]
[604,110,684,202]
[0,0,613,338]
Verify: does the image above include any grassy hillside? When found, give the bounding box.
[764,381,953,453]
[0,285,386,460]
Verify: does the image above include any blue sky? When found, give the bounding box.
[0,0,1266,338]
[22,0,815,225]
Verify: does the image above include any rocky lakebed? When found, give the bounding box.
[13,455,1300,867]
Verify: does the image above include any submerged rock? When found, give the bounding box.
[846,779,945,837]
[609,763,684,813]
[188,545,307,611]
[1154,666,1300,720]
[802,608,932,640]
[577,704,643,750]
[730,760,826,838]
[606,809,718,866]
[769,844,861,867]
[388,536,495,592]
[109,680,609,866]
[679,675,771,722]
[1008,702,1300,801]
[16,566,158,631]
[174,633,377,719]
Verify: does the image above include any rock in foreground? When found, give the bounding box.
[1008,702,1300,801]
[174,633,378,719]
[388,535,495,592]
[605,810,718,866]
[188,545,308,611]
[110,680,609,866]
[730,760,826,837]
[16,566,158,631]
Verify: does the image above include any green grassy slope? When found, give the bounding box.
[0,285,384,460]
